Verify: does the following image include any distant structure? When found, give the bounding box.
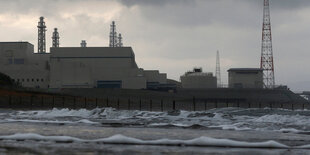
[80,40,87,47]
[260,0,275,88]
[215,50,221,88]
[37,16,47,53]
[109,21,118,47]
[180,68,217,89]
[52,28,59,48]
[117,33,123,47]
[228,68,263,88]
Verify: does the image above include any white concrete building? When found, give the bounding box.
[180,68,217,89]
[0,42,168,89]
[228,68,263,88]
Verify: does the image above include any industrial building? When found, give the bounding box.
[228,68,263,88]
[180,68,217,89]
[0,17,168,89]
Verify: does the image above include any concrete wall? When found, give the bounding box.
[49,47,155,89]
[180,73,217,88]
[0,42,50,88]
[143,70,167,84]
[228,69,263,88]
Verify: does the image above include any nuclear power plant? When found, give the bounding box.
[0,18,171,89]
[0,0,307,110]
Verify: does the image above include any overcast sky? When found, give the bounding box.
[0,0,309,91]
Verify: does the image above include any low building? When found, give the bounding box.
[0,42,169,89]
[228,68,263,88]
[0,42,50,88]
[180,68,217,89]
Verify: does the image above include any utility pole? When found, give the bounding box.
[216,50,221,88]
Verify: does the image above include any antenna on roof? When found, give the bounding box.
[37,16,47,53]
[81,40,87,47]
[52,28,59,48]
[109,21,118,47]
[117,33,123,47]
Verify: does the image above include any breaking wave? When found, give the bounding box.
[2,107,310,134]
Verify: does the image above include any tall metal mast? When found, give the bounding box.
[52,28,59,48]
[117,33,123,47]
[216,50,221,88]
[37,16,47,53]
[109,21,118,47]
[260,0,275,88]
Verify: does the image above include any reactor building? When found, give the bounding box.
[0,17,169,89]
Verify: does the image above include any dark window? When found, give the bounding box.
[22,79,24,82]
[37,79,39,82]
[17,79,20,82]
[97,81,122,88]
[14,59,24,64]
[41,79,44,82]
[32,79,34,82]
[8,58,13,64]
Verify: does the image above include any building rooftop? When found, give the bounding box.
[228,68,263,72]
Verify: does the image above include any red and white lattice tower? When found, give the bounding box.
[260,0,275,88]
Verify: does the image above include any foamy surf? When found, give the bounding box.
[2,107,310,134]
[0,133,289,148]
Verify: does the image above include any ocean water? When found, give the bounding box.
[0,107,310,154]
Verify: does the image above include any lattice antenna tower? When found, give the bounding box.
[109,21,118,47]
[260,0,275,88]
[38,16,47,53]
[216,50,221,88]
[52,28,59,48]
[117,33,123,47]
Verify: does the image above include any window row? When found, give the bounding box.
[13,78,44,82]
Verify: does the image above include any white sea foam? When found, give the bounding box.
[4,118,98,125]
[5,107,310,133]
[0,133,289,148]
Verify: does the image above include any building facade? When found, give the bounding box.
[180,68,217,89]
[0,42,168,89]
[228,68,263,88]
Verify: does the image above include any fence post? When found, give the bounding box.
[248,102,251,108]
[73,97,76,109]
[84,97,87,109]
[226,100,229,108]
[19,96,22,106]
[173,100,176,110]
[150,99,152,111]
[8,96,12,108]
[52,96,55,108]
[215,100,218,108]
[30,96,33,109]
[106,98,109,107]
[41,96,44,107]
[62,97,65,108]
[193,96,196,111]
[303,104,305,110]
[161,99,163,112]
[139,99,142,111]
[204,101,207,111]
[95,98,98,107]
[117,98,120,109]
[128,99,131,110]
